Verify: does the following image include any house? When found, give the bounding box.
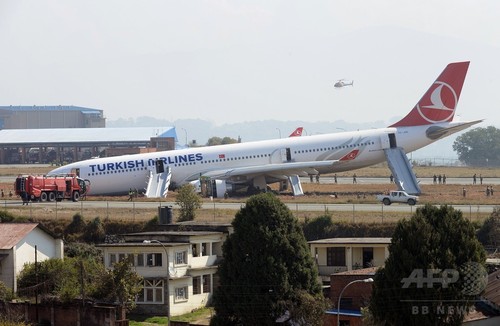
[98,230,226,316]
[0,223,63,292]
[308,237,390,283]
[325,267,377,326]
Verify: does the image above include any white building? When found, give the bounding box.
[98,230,225,316]
[308,237,391,283]
[0,223,64,292]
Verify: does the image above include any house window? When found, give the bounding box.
[137,279,163,304]
[109,253,116,266]
[201,243,210,256]
[175,251,187,265]
[175,286,188,302]
[137,253,144,267]
[147,253,163,267]
[327,247,345,266]
[193,276,201,295]
[203,275,211,293]
[192,244,199,257]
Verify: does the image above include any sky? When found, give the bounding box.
[1,0,499,131]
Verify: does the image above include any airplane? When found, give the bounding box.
[49,61,480,198]
[334,79,354,88]
[289,127,303,137]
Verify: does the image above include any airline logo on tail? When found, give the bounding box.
[390,61,469,127]
[289,127,303,137]
[418,81,457,123]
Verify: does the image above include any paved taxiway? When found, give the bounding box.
[3,200,497,215]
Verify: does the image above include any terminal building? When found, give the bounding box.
[0,106,177,164]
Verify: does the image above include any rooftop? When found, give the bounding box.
[0,127,177,145]
[308,237,392,245]
[0,223,39,249]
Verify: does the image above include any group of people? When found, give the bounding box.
[472,173,484,185]
[0,189,13,198]
[432,174,447,184]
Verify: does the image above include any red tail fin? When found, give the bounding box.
[289,127,303,137]
[390,61,469,127]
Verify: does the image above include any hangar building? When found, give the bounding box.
[0,106,178,164]
[0,105,105,129]
[0,127,177,164]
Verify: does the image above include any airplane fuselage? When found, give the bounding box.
[49,122,463,196]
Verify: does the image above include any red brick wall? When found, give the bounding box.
[330,275,373,310]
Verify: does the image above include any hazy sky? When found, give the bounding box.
[1,0,499,128]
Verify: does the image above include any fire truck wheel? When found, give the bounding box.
[48,192,56,202]
[40,192,48,202]
[72,191,80,202]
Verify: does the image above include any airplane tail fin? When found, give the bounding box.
[289,127,303,137]
[390,61,470,127]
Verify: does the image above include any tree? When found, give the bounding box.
[17,257,106,303]
[0,281,14,302]
[369,204,486,325]
[206,136,238,146]
[211,193,325,325]
[175,184,202,221]
[453,126,500,166]
[477,207,500,248]
[94,260,143,314]
[83,217,106,243]
[302,215,334,241]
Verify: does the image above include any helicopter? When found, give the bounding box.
[334,79,354,88]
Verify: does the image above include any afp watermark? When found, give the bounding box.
[401,262,488,295]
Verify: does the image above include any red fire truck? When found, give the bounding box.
[14,174,89,202]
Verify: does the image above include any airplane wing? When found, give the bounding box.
[200,160,338,180]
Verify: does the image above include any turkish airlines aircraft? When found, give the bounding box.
[49,62,480,197]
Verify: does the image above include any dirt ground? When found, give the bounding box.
[1,164,499,224]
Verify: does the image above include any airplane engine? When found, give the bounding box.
[189,179,233,198]
[212,180,233,198]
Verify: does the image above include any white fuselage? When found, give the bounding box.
[48,122,466,195]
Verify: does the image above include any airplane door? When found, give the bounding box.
[271,148,292,163]
[281,148,292,162]
[388,133,397,148]
[380,133,397,149]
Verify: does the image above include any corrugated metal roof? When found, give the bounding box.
[0,127,177,144]
[0,223,38,249]
[0,105,101,113]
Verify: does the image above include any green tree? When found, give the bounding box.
[206,136,238,146]
[65,242,103,261]
[83,217,106,243]
[0,281,14,302]
[302,215,334,241]
[369,204,486,325]
[94,260,143,312]
[477,207,500,248]
[175,184,202,221]
[211,193,324,326]
[17,257,106,303]
[453,126,500,166]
